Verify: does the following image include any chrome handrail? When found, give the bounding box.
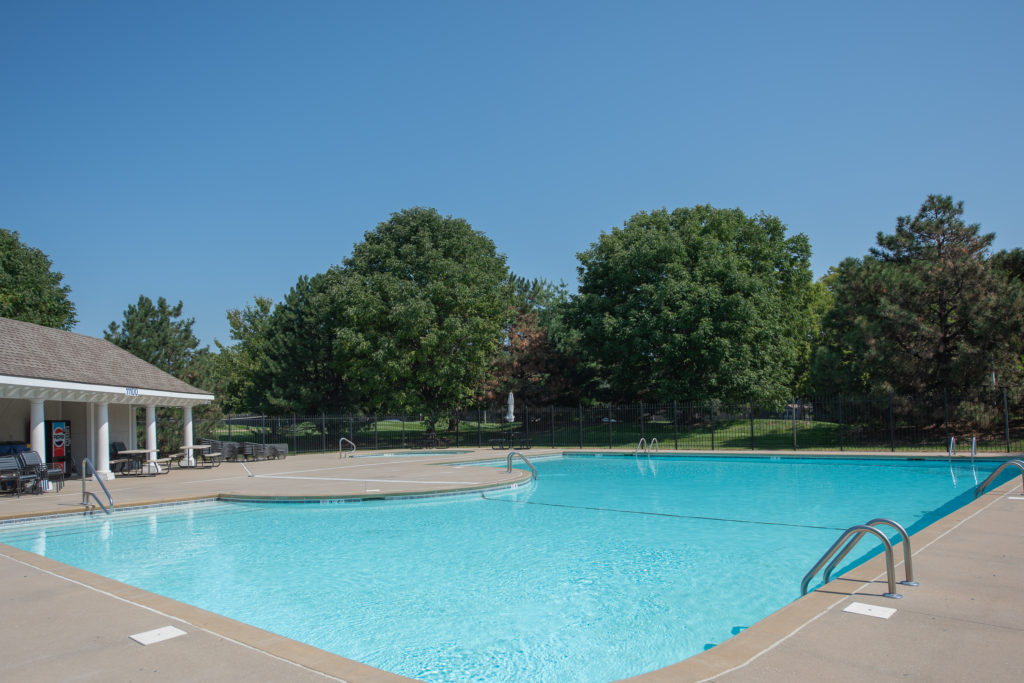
[339,437,356,458]
[801,524,903,598]
[633,438,647,457]
[81,456,113,514]
[948,436,957,486]
[970,436,979,486]
[975,459,1024,498]
[506,450,538,480]
[648,438,659,454]
[823,518,917,586]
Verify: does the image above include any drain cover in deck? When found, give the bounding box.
[130,625,187,645]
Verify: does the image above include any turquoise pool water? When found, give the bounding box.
[0,455,1006,682]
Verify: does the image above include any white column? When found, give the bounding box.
[29,399,45,459]
[183,405,195,466]
[129,407,138,450]
[145,405,158,474]
[96,402,113,480]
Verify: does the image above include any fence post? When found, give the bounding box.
[321,413,326,453]
[710,399,716,451]
[292,414,297,454]
[673,400,679,450]
[838,394,844,452]
[524,405,529,445]
[1003,387,1011,453]
[261,415,266,446]
[749,398,755,450]
[374,413,378,450]
[792,397,797,450]
[551,405,555,448]
[639,401,645,441]
[579,404,583,449]
[348,416,353,446]
[402,415,406,448]
[608,404,613,449]
[477,407,482,448]
[889,393,895,452]
[943,388,949,441]
[455,410,460,448]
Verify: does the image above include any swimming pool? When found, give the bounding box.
[0,455,1007,682]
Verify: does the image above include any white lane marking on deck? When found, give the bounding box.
[843,602,896,619]
[130,625,187,645]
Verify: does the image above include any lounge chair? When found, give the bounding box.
[17,450,65,491]
[0,455,39,496]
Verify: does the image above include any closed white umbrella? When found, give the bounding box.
[506,391,515,423]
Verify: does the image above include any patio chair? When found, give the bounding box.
[17,450,64,491]
[109,441,130,474]
[0,455,39,496]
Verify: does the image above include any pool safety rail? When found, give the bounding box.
[81,456,113,514]
[975,458,1024,498]
[506,450,538,479]
[338,437,356,458]
[802,518,916,599]
[633,437,659,457]
[948,436,979,487]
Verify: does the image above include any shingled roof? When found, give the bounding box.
[0,316,210,399]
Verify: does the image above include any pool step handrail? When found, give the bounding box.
[801,522,905,598]
[948,436,957,486]
[81,456,113,515]
[338,437,356,458]
[633,438,647,457]
[506,450,538,479]
[970,436,979,486]
[822,518,917,586]
[647,438,658,454]
[974,459,1024,498]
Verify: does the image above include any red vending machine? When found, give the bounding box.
[44,420,71,473]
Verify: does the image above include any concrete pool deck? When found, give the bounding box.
[0,449,1021,682]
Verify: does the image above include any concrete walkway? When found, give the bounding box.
[0,450,1021,682]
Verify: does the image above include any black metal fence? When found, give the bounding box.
[184,389,1024,455]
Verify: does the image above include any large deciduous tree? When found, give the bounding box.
[564,206,813,404]
[0,228,77,329]
[331,207,510,428]
[812,195,1024,396]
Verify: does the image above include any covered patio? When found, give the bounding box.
[0,317,213,479]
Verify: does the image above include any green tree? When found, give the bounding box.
[481,276,580,405]
[564,205,813,404]
[213,296,274,414]
[260,273,350,414]
[105,296,204,380]
[331,207,510,429]
[0,228,77,329]
[813,195,1024,396]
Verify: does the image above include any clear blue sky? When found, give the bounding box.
[3,1,1021,348]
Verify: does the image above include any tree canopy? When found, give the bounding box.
[0,228,77,329]
[329,208,510,423]
[811,195,1024,396]
[105,295,205,384]
[563,206,813,404]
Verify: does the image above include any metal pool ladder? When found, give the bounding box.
[975,458,1024,498]
[801,518,916,599]
[339,437,356,458]
[506,450,538,479]
[81,456,113,514]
